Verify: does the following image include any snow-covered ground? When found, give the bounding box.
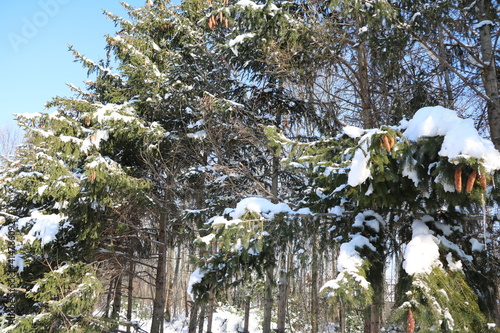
[125,306,264,333]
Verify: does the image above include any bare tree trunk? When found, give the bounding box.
[173,243,182,319]
[276,266,288,333]
[243,295,251,333]
[104,279,114,318]
[151,214,168,333]
[126,255,135,333]
[477,0,500,150]
[262,265,274,333]
[165,245,175,322]
[311,223,319,333]
[438,26,454,109]
[206,290,215,333]
[188,301,199,333]
[197,303,206,333]
[111,270,123,331]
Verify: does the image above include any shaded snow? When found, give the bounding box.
[187,268,205,298]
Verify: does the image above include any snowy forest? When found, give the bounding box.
[0,0,499,332]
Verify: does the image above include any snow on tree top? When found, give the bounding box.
[401,106,500,171]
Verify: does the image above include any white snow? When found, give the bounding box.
[353,210,384,232]
[402,106,500,172]
[469,238,485,252]
[321,233,374,293]
[187,268,205,298]
[403,218,441,275]
[228,33,255,56]
[229,197,293,220]
[187,130,207,140]
[402,158,420,186]
[94,103,137,124]
[347,136,372,186]
[473,20,494,29]
[445,252,462,271]
[343,125,365,138]
[17,210,68,246]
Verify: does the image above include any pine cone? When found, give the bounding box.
[407,309,415,333]
[389,136,395,149]
[382,135,391,152]
[478,172,487,190]
[454,167,462,193]
[466,170,477,193]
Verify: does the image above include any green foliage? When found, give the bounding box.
[393,267,489,332]
[6,263,102,333]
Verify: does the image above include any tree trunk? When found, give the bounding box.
[243,295,251,333]
[276,266,288,333]
[477,0,500,150]
[126,256,135,333]
[262,265,274,333]
[355,13,375,129]
[197,302,206,333]
[438,26,454,109]
[111,272,123,320]
[188,301,199,333]
[165,244,175,322]
[151,215,168,333]
[206,290,215,333]
[311,224,319,333]
[173,243,182,319]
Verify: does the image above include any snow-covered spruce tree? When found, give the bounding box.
[302,106,500,331]
[0,101,162,331]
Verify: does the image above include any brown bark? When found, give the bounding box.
[262,265,274,333]
[477,0,500,150]
[151,214,167,333]
[126,254,135,333]
[276,267,288,333]
[311,224,319,333]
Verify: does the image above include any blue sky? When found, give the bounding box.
[0,0,145,128]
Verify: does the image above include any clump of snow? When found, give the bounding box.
[343,125,365,138]
[352,210,384,232]
[187,268,205,298]
[94,103,137,124]
[445,252,462,271]
[17,210,68,246]
[402,158,420,186]
[187,130,207,140]
[402,106,500,172]
[81,130,110,153]
[473,20,494,29]
[328,205,344,216]
[470,238,486,252]
[403,217,441,275]
[321,234,374,293]
[228,33,255,56]
[228,197,293,220]
[347,134,373,186]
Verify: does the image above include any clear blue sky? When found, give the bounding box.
[0,0,146,128]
